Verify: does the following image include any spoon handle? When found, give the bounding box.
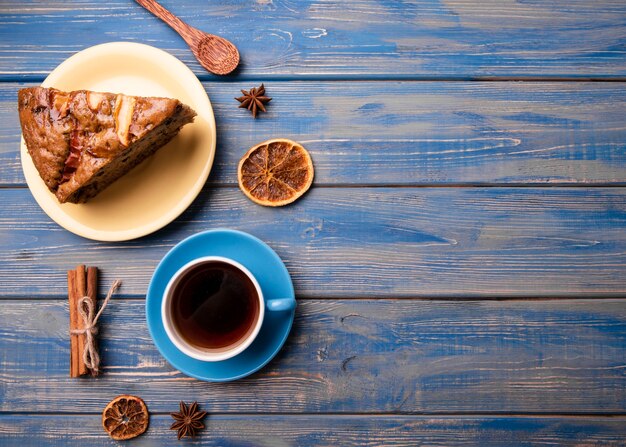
[135,0,201,45]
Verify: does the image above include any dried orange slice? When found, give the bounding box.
[238,138,314,206]
[102,395,149,441]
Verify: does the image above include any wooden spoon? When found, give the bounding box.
[135,0,239,75]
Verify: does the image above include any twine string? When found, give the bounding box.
[70,279,121,374]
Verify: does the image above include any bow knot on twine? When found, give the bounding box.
[70,279,121,374]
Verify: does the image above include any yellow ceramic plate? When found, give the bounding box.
[20,42,216,241]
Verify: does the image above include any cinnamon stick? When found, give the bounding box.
[67,269,81,377]
[68,265,98,377]
[86,266,98,376]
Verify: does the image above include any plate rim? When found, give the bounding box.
[146,229,296,382]
[20,41,216,241]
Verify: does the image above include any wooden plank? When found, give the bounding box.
[2,81,626,186]
[0,299,624,413]
[1,187,626,298]
[1,415,625,446]
[1,1,625,79]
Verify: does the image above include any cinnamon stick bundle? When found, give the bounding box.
[68,265,98,377]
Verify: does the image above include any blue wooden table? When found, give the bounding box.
[1,1,626,445]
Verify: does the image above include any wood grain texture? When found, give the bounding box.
[1,415,625,446]
[3,81,626,186]
[3,1,626,443]
[1,0,625,79]
[0,299,625,413]
[1,187,626,298]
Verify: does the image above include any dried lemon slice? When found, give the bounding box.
[238,138,314,206]
[102,395,149,441]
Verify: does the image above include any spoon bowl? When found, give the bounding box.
[194,34,240,76]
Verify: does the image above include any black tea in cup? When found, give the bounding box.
[170,261,260,350]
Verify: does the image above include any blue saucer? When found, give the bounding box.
[146,229,295,382]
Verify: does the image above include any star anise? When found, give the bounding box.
[170,401,207,440]
[235,83,271,118]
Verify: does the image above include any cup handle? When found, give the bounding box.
[266,297,296,312]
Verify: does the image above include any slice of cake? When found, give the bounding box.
[18,87,196,203]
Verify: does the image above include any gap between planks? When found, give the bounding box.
[3,184,626,190]
[2,296,626,301]
[0,412,625,418]
[2,75,626,83]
